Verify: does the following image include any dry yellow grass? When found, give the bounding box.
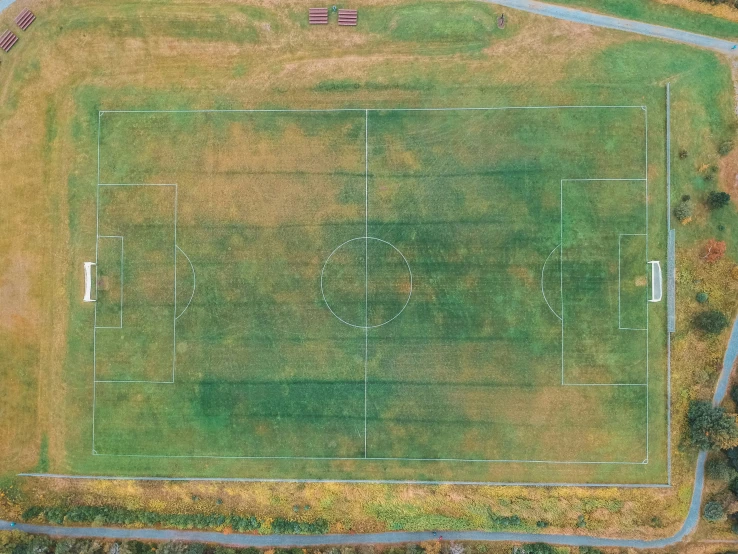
[0,0,734,542]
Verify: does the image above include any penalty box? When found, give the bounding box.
[91,107,660,471]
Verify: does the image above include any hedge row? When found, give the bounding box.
[21,506,328,534]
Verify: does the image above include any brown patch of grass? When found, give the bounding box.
[719,142,738,201]
[657,0,738,22]
[0,254,40,331]
[482,16,629,85]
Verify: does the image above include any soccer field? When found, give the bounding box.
[87,106,666,483]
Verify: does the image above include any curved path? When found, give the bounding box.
[2,319,738,548]
[483,0,738,55]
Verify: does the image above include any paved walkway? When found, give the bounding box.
[2,314,737,548]
[484,0,738,55]
[0,455,712,548]
[1,0,738,548]
[0,0,17,14]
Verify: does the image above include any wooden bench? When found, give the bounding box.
[0,30,18,52]
[338,9,357,26]
[309,8,329,25]
[15,9,35,31]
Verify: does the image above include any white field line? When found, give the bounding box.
[92,112,100,454]
[101,106,647,114]
[645,106,650,463]
[563,383,647,386]
[95,236,124,329]
[175,246,196,321]
[95,380,176,384]
[94,107,656,467]
[90,452,647,464]
[560,179,564,385]
[618,233,648,331]
[93,183,177,386]
[666,82,672,485]
[98,183,177,187]
[364,109,369,459]
[541,244,562,321]
[561,180,649,397]
[320,237,412,330]
[173,185,178,383]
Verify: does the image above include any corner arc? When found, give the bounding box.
[175,245,196,321]
[541,244,562,321]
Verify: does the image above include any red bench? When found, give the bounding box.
[338,9,357,26]
[15,9,35,31]
[0,30,18,52]
[309,8,328,25]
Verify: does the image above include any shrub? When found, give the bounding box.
[693,310,729,334]
[535,520,548,528]
[707,191,732,210]
[576,515,586,528]
[679,149,688,159]
[688,400,738,450]
[697,292,709,304]
[720,141,734,156]
[17,505,313,533]
[674,201,693,222]
[729,475,738,494]
[701,239,727,263]
[707,457,735,480]
[704,501,726,522]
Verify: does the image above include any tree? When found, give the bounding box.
[693,310,729,334]
[704,501,726,522]
[702,239,727,263]
[674,201,693,222]
[707,191,732,210]
[688,400,738,450]
[707,457,735,480]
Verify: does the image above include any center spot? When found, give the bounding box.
[321,237,412,329]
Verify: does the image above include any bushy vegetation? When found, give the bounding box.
[674,199,693,222]
[707,191,732,210]
[707,457,735,481]
[704,501,726,522]
[688,400,738,450]
[702,239,727,263]
[20,506,327,534]
[693,310,730,334]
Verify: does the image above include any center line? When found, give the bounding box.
[364,109,369,459]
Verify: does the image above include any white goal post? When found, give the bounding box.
[648,260,662,303]
[83,262,96,302]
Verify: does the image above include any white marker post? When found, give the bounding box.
[648,261,662,302]
[83,262,96,302]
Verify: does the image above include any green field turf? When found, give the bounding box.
[85,106,664,482]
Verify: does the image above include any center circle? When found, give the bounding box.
[321,236,412,329]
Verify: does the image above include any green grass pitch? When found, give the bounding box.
[88,106,665,483]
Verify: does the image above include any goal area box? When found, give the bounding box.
[89,107,667,484]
